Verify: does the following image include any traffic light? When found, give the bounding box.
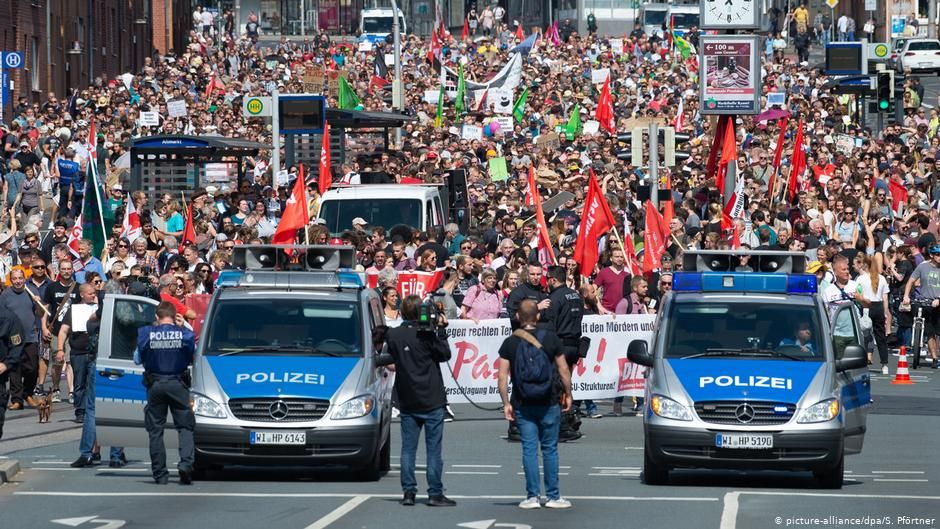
[877,71,894,113]
[615,128,691,166]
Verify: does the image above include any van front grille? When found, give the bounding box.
[228,398,330,422]
[694,401,796,425]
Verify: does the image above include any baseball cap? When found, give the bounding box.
[806,261,828,273]
[352,217,367,227]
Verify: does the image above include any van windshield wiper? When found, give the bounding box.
[683,348,803,361]
[216,345,344,357]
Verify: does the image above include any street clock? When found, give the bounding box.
[700,0,762,30]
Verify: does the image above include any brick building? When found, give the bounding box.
[0,0,153,112]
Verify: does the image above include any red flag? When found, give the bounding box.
[428,29,441,64]
[67,212,83,260]
[888,178,907,213]
[662,171,674,229]
[524,165,537,207]
[368,75,390,94]
[121,196,141,241]
[516,24,525,41]
[788,120,806,202]
[476,88,490,112]
[716,118,737,193]
[623,224,642,276]
[731,223,741,249]
[318,121,332,196]
[705,115,731,184]
[461,17,469,41]
[767,117,789,203]
[181,204,196,247]
[595,76,615,134]
[643,201,667,274]
[673,97,684,131]
[721,176,745,233]
[204,70,225,99]
[528,166,556,267]
[573,170,616,277]
[272,165,310,246]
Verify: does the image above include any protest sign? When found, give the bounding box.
[167,100,187,118]
[489,157,508,181]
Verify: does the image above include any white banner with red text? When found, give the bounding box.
[392,314,655,403]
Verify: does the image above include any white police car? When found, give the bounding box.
[95,246,394,480]
[628,250,870,489]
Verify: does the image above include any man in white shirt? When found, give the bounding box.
[837,14,849,41]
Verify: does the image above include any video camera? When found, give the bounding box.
[415,301,446,331]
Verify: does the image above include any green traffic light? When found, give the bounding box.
[879,100,889,110]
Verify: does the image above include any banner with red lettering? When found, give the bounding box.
[392,314,655,402]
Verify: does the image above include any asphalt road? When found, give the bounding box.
[1,364,939,529]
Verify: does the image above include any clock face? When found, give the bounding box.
[702,0,759,29]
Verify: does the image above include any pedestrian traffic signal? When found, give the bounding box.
[877,71,894,113]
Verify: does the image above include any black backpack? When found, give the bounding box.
[512,329,553,401]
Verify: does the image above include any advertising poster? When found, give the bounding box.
[700,35,760,115]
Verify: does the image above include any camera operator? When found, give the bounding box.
[544,265,586,442]
[382,294,457,507]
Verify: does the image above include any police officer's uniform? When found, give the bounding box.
[545,282,585,440]
[0,314,25,439]
[137,321,196,484]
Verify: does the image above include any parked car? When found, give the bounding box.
[895,38,940,74]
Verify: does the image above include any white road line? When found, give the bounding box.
[588,473,640,477]
[28,468,80,471]
[872,471,925,474]
[592,466,641,470]
[448,471,500,475]
[96,468,174,473]
[303,495,370,529]
[452,464,501,468]
[623,446,644,450]
[719,491,741,529]
[33,461,70,464]
[13,491,720,501]
[873,479,930,482]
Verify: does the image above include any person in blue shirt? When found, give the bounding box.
[136,301,196,485]
[73,240,105,284]
[778,321,816,356]
[56,148,80,218]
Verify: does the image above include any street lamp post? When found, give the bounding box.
[390,0,403,147]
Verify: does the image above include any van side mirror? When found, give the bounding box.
[836,345,866,372]
[627,340,654,367]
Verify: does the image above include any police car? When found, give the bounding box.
[627,250,870,489]
[95,246,394,480]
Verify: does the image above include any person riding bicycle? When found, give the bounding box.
[901,244,940,369]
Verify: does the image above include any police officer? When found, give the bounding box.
[506,262,550,330]
[136,301,197,485]
[0,312,25,440]
[545,265,585,442]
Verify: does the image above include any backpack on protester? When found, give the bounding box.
[512,329,554,401]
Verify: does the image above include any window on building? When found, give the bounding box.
[31,37,39,92]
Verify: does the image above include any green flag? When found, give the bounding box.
[563,102,581,140]
[434,84,445,128]
[81,161,112,259]
[673,31,694,59]
[512,87,529,123]
[338,76,361,110]
[455,64,466,115]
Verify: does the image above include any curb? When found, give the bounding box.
[0,459,21,483]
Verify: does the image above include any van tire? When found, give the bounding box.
[814,454,844,489]
[379,433,392,472]
[642,444,669,485]
[357,443,385,481]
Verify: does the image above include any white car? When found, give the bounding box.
[896,38,940,74]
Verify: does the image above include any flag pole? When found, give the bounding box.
[89,161,109,262]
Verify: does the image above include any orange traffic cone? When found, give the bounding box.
[892,346,914,385]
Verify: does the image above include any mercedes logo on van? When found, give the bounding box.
[269,400,289,420]
[735,403,755,423]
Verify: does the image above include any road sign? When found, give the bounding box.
[243,96,272,117]
[868,43,890,61]
[2,51,23,69]
[825,0,838,8]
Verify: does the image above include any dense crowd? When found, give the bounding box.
[2,7,940,418]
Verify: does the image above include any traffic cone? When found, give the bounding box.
[892,346,914,385]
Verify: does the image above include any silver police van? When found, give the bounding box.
[628,251,870,489]
[95,246,394,480]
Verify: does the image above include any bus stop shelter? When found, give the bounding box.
[130,135,270,198]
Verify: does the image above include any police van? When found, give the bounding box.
[627,250,870,488]
[95,246,394,480]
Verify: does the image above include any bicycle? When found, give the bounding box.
[904,298,935,370]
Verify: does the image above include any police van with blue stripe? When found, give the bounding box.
[627,250,870,488]
[95,246,394,480]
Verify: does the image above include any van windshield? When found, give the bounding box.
[665,301,823,360]
[319,198,422,234]
[644,10,667,26]
[671,13,700,28]
[205,299,362,356]
[363,16,395,33]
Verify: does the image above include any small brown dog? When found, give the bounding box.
[37,392,53,424]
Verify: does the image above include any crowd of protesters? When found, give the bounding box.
[2,5,940,420]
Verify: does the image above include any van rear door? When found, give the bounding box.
[96,293,179,448]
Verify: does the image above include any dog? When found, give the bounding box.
[37,392,53,424]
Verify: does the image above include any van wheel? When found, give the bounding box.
[192,459,210,481]
[379,434,391,472]
[357,446,383,482]
[814,454,844,489]
[642,445,669,485]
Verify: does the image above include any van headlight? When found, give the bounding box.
[650,395,693,421]
[331,395,375,420]
[796,399,840,423]
[191,394,228,419]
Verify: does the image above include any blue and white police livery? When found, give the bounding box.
[627,251,870,489]
[94,246,394,480]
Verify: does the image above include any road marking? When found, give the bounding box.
[34,461,71,464]
[623,446,644,450]
[516,472,568,476]
[873,479,930,482]
[452,464,502,468]
[303,495,370,529]
[450,471,500,475]
[872,471,925,474]
[29,468,80,471]
[719,491,741,529]
[592,466,641,470]
[14,491,720,501]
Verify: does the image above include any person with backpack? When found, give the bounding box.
[498,299,573,509]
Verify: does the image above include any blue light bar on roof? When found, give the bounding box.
[216,270,243,288]
[672,272,817,294]
[336,271,365,289]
